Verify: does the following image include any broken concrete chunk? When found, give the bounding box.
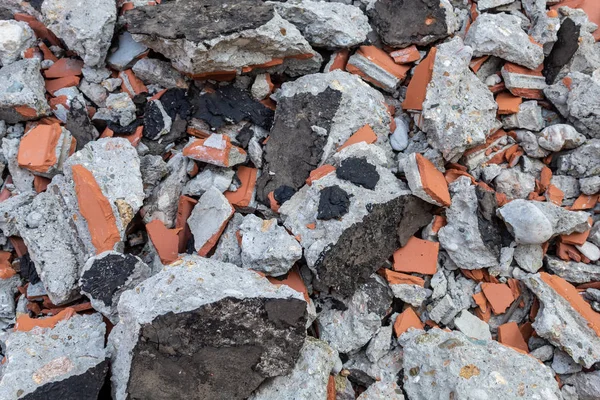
[502,101,544,131]
[465,13,544,70]
[108,255,306,400]
[546,256,600,283]
[439,179,500,270]
[125,1,315,76]
[400,329,561,400]
[367,0,457,47]
[211,212,244,266]
[514,244,544,273]
[346,45,409,93]
[453,310,492,340]
[0,59,50,123]
[516,270,600,368]
[239,214,302,277]
[552,348,583,375]
[404,152,451,207]
[3,137,35,194]
[538,124,586,152]
[249,337,338,400]
[17,123,73,178]
[132,57,188,89]
[94,92,137,127]
[0,20,35,66]
[183,166,234,197]
[562,370,600,400]
[357,381,404,400]
[272,0,370,49]
[42,0,116,67]
[555,139,600,178]
[0,313,107,399]
[79,251,151,324]
[107,31,148,71]
[531,201,590,236]
[422,37,497,161]
[497,199,554,244]
[188,186,234,256]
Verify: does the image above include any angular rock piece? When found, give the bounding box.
[0,20,35,65]
[0,59,50,123]
[453,310,492,340]
[107,31,148,71]
[404,153,451,207]
[272,0,370,49]
[188,187,234,256]
[257,71,391,202]
[465,13,544,70]
[517,271,600,368]
[422,37,497,161]
[0,314,107,400]
[79,251,151,323]
[400,329,561,400]
[125,0,315,76]
[42,0,116,66]
[346,45,410,93]
[108,255,307,400]
[239,214,302,277]
[367,0,457,47]
[555,139,600,178]
[249,337,338,400]
[545,256,600,283]
[132,58,188,89]
[562,370,600,400]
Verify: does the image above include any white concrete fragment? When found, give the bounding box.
[188,187,234,254]
[0,20,35,66]
[453,310,492,340]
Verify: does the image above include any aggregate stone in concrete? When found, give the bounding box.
[516,271,600,368]
[249,337,339,400]
[422,37,497,161]
[496,199,554,244]
[108,255,307,400]
[0,59,50,123]
[79,251,151,324]
[0,20,35,66]
[538,124,586,153]
[439,178,500,270]
[545,256,600,283]
[465,12,544,70]
[42,0,116,67]
[125,0,315,76]
[0,313,107,400]
[513,244,544,273]
[366,0,458,47]
[357,381,404,400]
[272,0,371,49]
[239,214,302,277]
[257,71,392,202]
[400,329,561,400]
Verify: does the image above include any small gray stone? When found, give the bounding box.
[0,20,35,65]
[389,283,431,307]
[494,168,536,200]
[2,137,34,193]
[551,175,580,199]
[390,118,409,151]
[514,244,544,273]
[530,345,555,362]
[502,101,544,132]
[95,92,137,126]
[465,13,544,69]
[552,348,583,375]
[579,176,600,196]
[538,124,586,152]
[0,276,19,330]
[183,166,234,196]
[211,213,244,266]
[366,325,392,363]
[496,199,555,244]
[132,58,188,89]
[563,370,600,400]
[251,74,272,101]
[139,154,168,198]
[453,310,492,340]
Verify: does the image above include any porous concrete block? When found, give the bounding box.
[0,20,35,66]
[0,59,50,123]
[132,57,188,89]
[453,310,492,340]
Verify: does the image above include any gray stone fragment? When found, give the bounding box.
[79,78,108,107]
[552,348,583,374]
[453,310,492,340]
[516,129,550,158]
[183,166,234,196]
[108,255,306,400]
[0,275,19,330]
[494,168,536,200]
[546,255,599,284]
[516,270,600,368]
[94,92,137,126]
[579,176,600,195]
[576,241,600,261]
[0,313,107,399]
[132,58,188,89]
[465,13,544,69]
[551,175,580,199]
[249,337,338,400]
[496,199,555,244]
[0,59,50,123]
[318,277,391,353]
[428,294,459,325]
[2,138,34,194]
[514,244,544,273]
[139,154,168,198]
[107,31,148,71]
[539,124,586,152]
[357,381,404,400]
[439,178,499,270]
[366,324,392,363]
[563,370,600,400]
[126,1,316,75]
[42,0,116,66]
[422,37,497,161]
[400,329,561,400]
[0,20,35,66]
[251,74,272,101]
[272,0,370,49]
[188,186,234,253]
[430,269,447,300]
[477,0,515,11]
[502,101,544,132]
[239,214,302,277]
[342,347,403,384]
[532,201,590,235]
[390,118,409,151]
[555,140,600,178]
[530,344,555,362]
[346,51,403,93]
[389,284,431,307]
[561,385,578,400]
[79,251,151,324]
[101,78,122,92]
[142,153,189,228]
[82,64,111,84]
[212,213,244,266]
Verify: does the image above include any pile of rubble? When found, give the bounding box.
[0,0,600,398]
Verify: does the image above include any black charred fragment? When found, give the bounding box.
[236,124,254,149]
[336,157,380,190]
[143,100,169,140]
[159,88,191,121]
[273,185,296,205]
[543,18,581,84]
[79,253,139,307]
[107,118,142,135]
[317,185,351,220]
[475,185,502,258]
[190,85,274,130]
[22,359,108,400]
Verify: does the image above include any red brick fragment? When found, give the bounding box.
[497,322,529,353]
[224,166,257,207]
[415,153,451,206]
[394,308,424,337]
[44,58,84,79]
[402,48,436,111]
[496,92,522,115]
[393,236,439,275]
[15,307,75,332]
[45,76,80,95]
[175,196,198,253]
[481,282,514,315]
[390,45,420,64]
[17,123,61,174]
[146,220,181,264]
[337,125,377,152]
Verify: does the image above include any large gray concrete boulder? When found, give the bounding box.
[42,0,116,67]
[0,20,35,66]
[422,37,498,161]
[271,0,370,49]
[400,329,562,400]
[0,314,107,399]
[0,59,50,123]
[125,0,316,76]
[108,255,308,400]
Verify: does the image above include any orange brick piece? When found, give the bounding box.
[267,268,310,302]
[306,164,336,185]
[44,58,84,78]
[393,236,439,275]
[496,92,523,115]
[393,308,424,337]
[497,322,529,353]
[45,76,81,95]
[402,48,437,111]
[146,219,181,265]
[338,125,377,152]
[390,45,421,64]
[415,153,451,207]
[72,164,121,254]
[17,123,62,173]
[224,166,257,207]
[571,194,599,210]
[15,307,75,332]
[380,269,425,287]
[347,46,410,84]
[481,283,514,315]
